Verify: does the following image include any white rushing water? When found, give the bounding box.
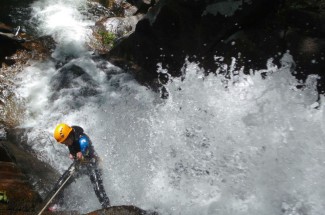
[15,0,325,214]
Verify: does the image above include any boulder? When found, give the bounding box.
[50,64,100,103]
[0,137,158,215]
[0,22,23,67]
[106,0,282,84]
[105,0,325,93]
[0,141,43,212]
[86,205,158,215]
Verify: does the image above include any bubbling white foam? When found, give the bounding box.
[30,0,93,59]
[17,52,325,214]
[15,0,325,214]
[142,58,325,215]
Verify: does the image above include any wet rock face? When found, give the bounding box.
[107,0,281,82]
[50,64,100,104]
[0,0,55,68]
[282,9,325,93]
[86,205,158,215]
[0,22,23,66]
[0,0,37,66]
[92,0,154,16]
[107,0,325,92]
[0,26,55,68]
[0,142,42,212]
[0,34,55,129]
[1,139,158,215]
[0,0,33,25]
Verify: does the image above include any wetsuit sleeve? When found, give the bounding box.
[68,143,81,157]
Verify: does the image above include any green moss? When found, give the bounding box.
[99,30,116,47]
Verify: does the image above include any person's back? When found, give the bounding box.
[67,125,96,160]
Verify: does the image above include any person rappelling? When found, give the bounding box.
[43,123,110,212]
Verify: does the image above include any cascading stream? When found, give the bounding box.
[13,0,325,214]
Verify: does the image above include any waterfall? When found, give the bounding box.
[13,0,325,214]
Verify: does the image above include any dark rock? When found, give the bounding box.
[0,27,55,67]
[91,0,127,17]
[284,29,325,87]
[1,134,157,215]
[0,22,14,33]
[106,0,282,86]
[5,129,61,197]
[0,141,43,212]
[50,64,100,103]
[0,22,23,66]
[86,205,158,215]
[106,0,325,93]
[285,9,325,36]
[94,0,154,16]
[0,0,33,25]
[96,14,144,38]
[87,1,115,20]
[126,0,156,15]
[51,64,99,93]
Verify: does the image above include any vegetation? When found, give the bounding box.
[98,30,116,47]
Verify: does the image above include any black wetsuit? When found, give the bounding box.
[66,126,110,208]
[68,126,94,158]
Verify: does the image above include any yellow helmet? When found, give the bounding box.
[54,123,73,143]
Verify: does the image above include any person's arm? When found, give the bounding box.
[69,153,74,160]
[71,126,86,161]
[68,144,82,160]
[68,151,83,160]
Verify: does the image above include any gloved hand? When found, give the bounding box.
[69,153,84,161]
[76,152,83,160]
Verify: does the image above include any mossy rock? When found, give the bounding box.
[0,162,42,212]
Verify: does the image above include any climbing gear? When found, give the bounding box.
[37,159,94,214]
[37,157,110,214]
[54,123,73,143]
[37,161,77,215]
[14,26,20,37]
[0,191,8,203]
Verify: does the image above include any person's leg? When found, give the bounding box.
[47,166,80,210]
[88,166,110,208]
